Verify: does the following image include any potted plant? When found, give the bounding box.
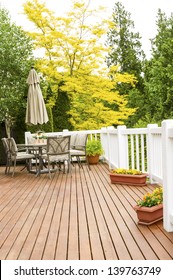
[110,168,147,186]
[86,139,104,164]
[133,187,163,225]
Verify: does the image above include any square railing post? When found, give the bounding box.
[117,125,128,169]
[147,124,158,183]
[162,120,173,232]
[100,126,117,169]
[100,127,108,164]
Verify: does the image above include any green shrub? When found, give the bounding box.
[86,139,103,156]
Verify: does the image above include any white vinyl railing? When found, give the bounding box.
[147,125,162,184]
[101,121,173,232]
[161,120,173,232]
[101,124,164,185]
[25,119,173,232]
[25,129,101,144]
[101,126,149,173]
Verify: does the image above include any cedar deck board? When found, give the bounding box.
[2,175,50,259]
[0,175,46,248]
[54,173,72,260]
[84,165,119,260]
[94,165,157,260]
[75,165,92,260]
[79,165,105,260]
[0,164,173,260]
[94,165,143,259]
[67,166,79,260]
[106,180,172,259]
[18,175,59,260]
[28,175,62,260]
[89,165,139,259]
[41,174,67,260]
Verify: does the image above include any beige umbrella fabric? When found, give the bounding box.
[25,68,49,125]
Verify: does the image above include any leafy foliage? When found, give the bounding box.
[86,139,104,156]
[23,0,136,130]
[0,8,34,136]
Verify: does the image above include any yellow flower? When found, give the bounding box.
[137,187,163,207]
[111,168,143,175]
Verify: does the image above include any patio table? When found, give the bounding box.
[17,143,49,176]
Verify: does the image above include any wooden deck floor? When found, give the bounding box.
[0,162,173,260]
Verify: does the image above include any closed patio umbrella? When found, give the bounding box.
[25,67,49,125]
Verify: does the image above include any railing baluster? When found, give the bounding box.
[141,134,145,172]
[131,134,134,169]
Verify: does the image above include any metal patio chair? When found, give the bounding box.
[41,135,71,178]
[70,133,91,170]
[1,137,10,174]
[1,137,35,177]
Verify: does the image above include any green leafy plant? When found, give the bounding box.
[111,168,143,175]
[137,187,163,207]
[86,139,104,156]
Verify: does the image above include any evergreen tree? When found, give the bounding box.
[106,1,146,127]
[52,84,73,132]
[144,10,173,123]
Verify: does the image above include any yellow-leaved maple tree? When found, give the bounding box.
[23,0,136,129]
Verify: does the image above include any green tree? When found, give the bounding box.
[52,85,73,131]
[0,8,34,136]
[144,10,173,123]
[106,2,146,127]
[23,0,136,130]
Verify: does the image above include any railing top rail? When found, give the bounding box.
[122,128,148,135]
[64,129,101,134]
[100,127,148,135]
[26,129,101,137]
[101,126,162,136]
[26,126,163,138]
[149,127,162,134]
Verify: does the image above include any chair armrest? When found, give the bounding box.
[74,145,85,151]
[17,144,27,152]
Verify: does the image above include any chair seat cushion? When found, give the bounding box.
[42,154,69,162]
[70,149,85,156]
[14,152,35,160]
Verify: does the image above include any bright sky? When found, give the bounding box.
[0,0,173,57]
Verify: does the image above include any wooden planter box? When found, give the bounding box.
[110,173,147,186]
[133,204,163,225]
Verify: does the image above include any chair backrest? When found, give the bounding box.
[47,136,71,155]
[8,137,18,155]
[1,138,9,154]
[74,133,88,150]
[70,133,77,149]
